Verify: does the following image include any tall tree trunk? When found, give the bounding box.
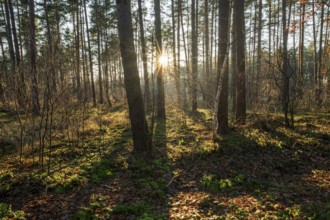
[75,2,82,100]
[177,0,182,107]
[8,0,19,65]
[83,0,96,106]
[235,0,246,124]
[104,44,112,107]
[282,0,290,126]
[55,0,64,89]
[180,3,189,108]
[191,0,198,111]
[171,0,180,107]
[204,0,210,105]
[116,0,151,154]
[96,0,103,104]
[256,0,262,102]
[317,2,325,107]
[154,0,166,119]
[298,1,305,97]
[138,0,151,112]
[216,0,230,134]
[231,3,237,114]
[3,0,15,72]
[43,0,57,93]
[268,0,272,74]
[29,0,40,116]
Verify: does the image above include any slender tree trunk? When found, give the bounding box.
[191,0,198,111]
[210,0,215,82]
[96,0,103,104]
[75,2,82,100]
[29,0,40,116]
[104,42,112,107]
[8,0,19,65]
[84,0,96,106]
[282,0,290,126]
[138,0,151,112]
[235,0,246,124]
[154,0,166,119]
[3,0,15,72]
[256,0,262,102]
[180,4,189,108]
[317,3,325,107]
[177,0,182,107]
[44,0,57,93]
[268,0,272,74]
[216,0,230,134]
[231,3,237,114]
[204,0,211,105]
[171,0,180,107]
[116,0,151,154]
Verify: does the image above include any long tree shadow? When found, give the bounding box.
[166,111,329,219]
[108,118,170,219]
[0,117,159,219]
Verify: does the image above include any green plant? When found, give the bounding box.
[91,161,113,183]
[201,174,241,193]
[201,174,220,193]
[0,203,25,219]
[72,207,95,220]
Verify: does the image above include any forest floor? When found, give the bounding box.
[0,105,329,219]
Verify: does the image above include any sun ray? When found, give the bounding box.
[159,54,169,66]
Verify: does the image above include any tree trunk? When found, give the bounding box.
[3,0,15,71]
[317,3,325,107]
[8,0,19,65]
[29,0,40,116]
[43,0,57,93]
[138,0,151,112]
[177,0,182,107]
[116,0,152,154]
[216,0,230,134]
[231,3,237,115]
[96,0,103,104]
[298,2,305,97]
[282,0,290,126]
[191,0,198,111]
[235,0,246,124]
[256,0,262,102]
[171,0,180,107]
[84,0,96,106]
[204,0,210,105]
[154,0,166,119]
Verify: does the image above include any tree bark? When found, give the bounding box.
[138,0,151,112]
[154,0,166,119]
[216,0,230,134]
[282,0,290,126]
[235,0,246,124]
[29,0,40,116]
[191,0,198,111]
[3,0,15,71]
[298,2,305,97]
[83,0,96,106]
[116,0,152,154]
[204,0,211,105]
[96,0,103,104]
[256,0,262,102]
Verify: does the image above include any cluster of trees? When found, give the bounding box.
[0,0,329,156]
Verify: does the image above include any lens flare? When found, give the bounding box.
[159,54,169,66]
